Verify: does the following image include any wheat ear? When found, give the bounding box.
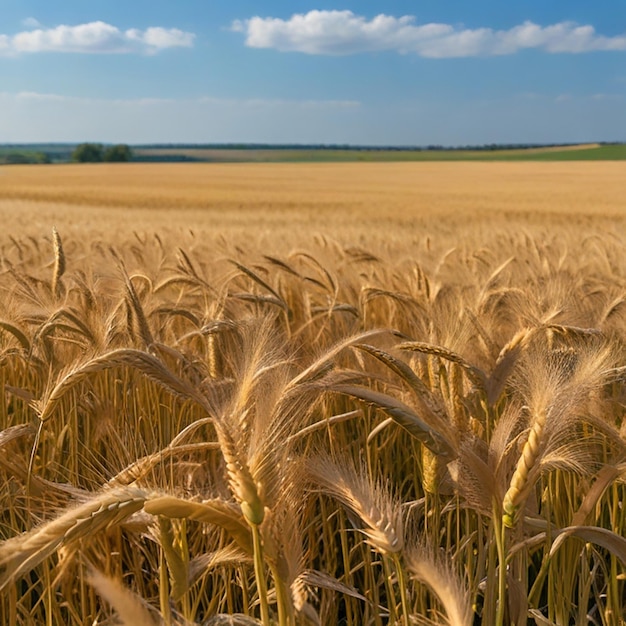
[310,458,404,555]
[51,226,65,298]
[408,547,472,626]
[0,488,148,589]
[502,408,547,527]
[87,568,160,626]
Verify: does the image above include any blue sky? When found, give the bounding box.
[1,1,625,145]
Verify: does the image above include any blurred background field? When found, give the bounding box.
[1,142,625,165]
[0,161,625,241]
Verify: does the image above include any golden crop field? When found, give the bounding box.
[0,162,625,626]
[1,162,625,236]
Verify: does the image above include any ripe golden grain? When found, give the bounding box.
[0,162,623,625]
[0,162,624,238]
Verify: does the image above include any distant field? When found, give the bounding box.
[503,143,626,161]
[0,161,624,239]
[133,143,626,162]
[2,143,624,165]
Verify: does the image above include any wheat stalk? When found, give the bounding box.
[51,226,65,299]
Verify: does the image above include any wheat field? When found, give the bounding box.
[1,162,625,228]
[0,162,625,625]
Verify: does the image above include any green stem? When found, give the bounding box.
[363,546,383,626]
[270,564,294,626]
[339,525,354,626]
[251,523,271,625]
[392,554,411,626]
[44,561,53,626]
[493,503,507,626]
[177,518,191,619]
[528,550,552,608]
[159,550,172,626]
[483,524,497,625]
[382,556,397,625]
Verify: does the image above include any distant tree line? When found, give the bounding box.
[132,141,622,152]
[0,151,50,165]
[72,143,132,163]
[1,141,623,166]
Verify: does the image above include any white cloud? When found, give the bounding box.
[0,21,195,55]
[125,26,195,51]
[590,93,625,101]
[233,11,626,57]
[14,91,69,101]
[22,17,42,29]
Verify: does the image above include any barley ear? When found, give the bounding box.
[219,428,265,526]
[502,408,547,527]
[408,546,472,626]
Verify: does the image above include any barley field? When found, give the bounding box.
[0,162,625,625]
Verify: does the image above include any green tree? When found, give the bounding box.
[33,152,51,164]
[103,144,132,162]
[0,151,50,165]
[72,143,104,163]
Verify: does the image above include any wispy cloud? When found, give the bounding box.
[0,21,195,55]
[21,17,42,29]
[232,11,626,58]
[0,91,362,143]
[1,91,624,145]
[3,91,360,109]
